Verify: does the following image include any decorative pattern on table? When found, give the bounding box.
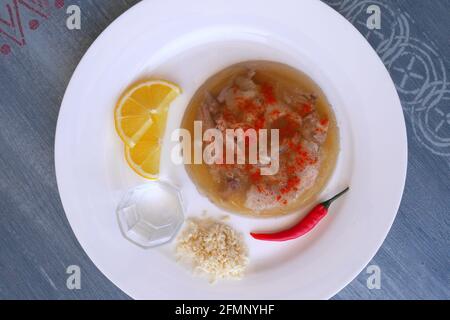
[325,0,450,159]
[0,0,65,55]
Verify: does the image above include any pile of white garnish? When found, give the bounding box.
[176,217,248,282]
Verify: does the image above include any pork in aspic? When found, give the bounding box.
[197,69,329,212]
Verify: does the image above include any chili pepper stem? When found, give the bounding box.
[321,187,350,209]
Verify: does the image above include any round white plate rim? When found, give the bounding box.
[55,0,407,299]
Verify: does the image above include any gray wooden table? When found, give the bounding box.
[0,0,449,300]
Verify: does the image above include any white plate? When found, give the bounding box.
[55,0,407,299]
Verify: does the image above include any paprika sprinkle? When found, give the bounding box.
[250,187,349,241]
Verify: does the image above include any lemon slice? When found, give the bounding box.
[115,80,181,147]
[124,113,169,180]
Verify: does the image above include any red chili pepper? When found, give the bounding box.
[250,187,350,241]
